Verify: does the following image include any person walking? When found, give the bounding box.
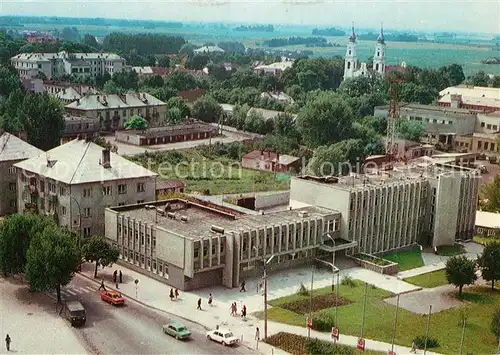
[234,302,238,316]
[255,327,260,341]
[174,288,179,300]
[119,270,123,283]
[115,281,119,289]
[5,334,11,351]
[98,279,106,291]
[241,304,247,319]
[113,270,117,283]
[230,302,235,316]
[197,298,202,310]
[169,288,174,301]
[410,341,417,353]
[208,293,213,306]
[239,281,246,292]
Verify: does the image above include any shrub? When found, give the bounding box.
[341,275,356,287]
[298,282,309,296]
[312,310,336,331]
[412,335,440,349]
[306,338,352,355]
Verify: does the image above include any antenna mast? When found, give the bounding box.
[385,78,403,160]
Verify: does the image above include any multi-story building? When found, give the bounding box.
[290,162,479,253]
[0,132,44,216]
[253,61,293,76]
[65,93,167,131]
[14,138,157,237]
[104,198,344,290]
[11,51,125,80]
[438,85,500,112]
[61,114,100,143]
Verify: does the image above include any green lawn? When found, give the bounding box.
[473,235,500,245]
[404,270,448,288]
[128,148,290,195]
[381,247,424,271]
[257,282,499,354]
[435,244,465,256]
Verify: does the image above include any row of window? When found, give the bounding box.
[408,116,454,125]
[349,185,424,211]
[119,249,168,278]
[118,225,157,249]
[479,122,498,131]
[193,243,225,259]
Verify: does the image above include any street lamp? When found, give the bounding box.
[326,234,336,292]
[254,246,275,342]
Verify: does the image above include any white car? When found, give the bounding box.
[206,329,239,346]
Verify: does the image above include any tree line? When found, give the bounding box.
[263,37,333,48]
[103,33,186,56]
[0,214,119,303]
[234,25,274,32]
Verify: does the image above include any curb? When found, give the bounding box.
[396,287,423,295]
[76,272,261,353]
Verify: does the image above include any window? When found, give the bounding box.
[9,183,16,191]
[102,186,112,195]
[194,248,199,258]
[203,246,208,257]
[8,166,16,174]
[137,182,145,192]
[137,200,144,204]
[9,200,16,208]
[212,244,216,255]
[152,235,156,248]
[84,208,91,217]
[494,125,498,131]
[118,184,127,194]
[118,203,125,206]
[83,227,91,237]
[59,186,65,195]
[61,206,67,215]
[48,183,56,193]
[140,232,145,245]
[83,188,91,198]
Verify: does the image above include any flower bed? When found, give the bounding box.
[348,253,398,275]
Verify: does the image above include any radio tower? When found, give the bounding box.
[385,78,403,160]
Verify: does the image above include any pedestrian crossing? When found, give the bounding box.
[48,284,99,300]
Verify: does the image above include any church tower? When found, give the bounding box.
[373,24,386,76]
[343,24,358,80]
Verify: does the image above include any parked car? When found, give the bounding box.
[63,301,86,327]
[162,322,191,340]
[100,290,125,306]
[206,329,239,346]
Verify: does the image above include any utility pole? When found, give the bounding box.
[459,319,466,355]
[424,305,432,355]
[360,282,368,339]
[335,271,339,328]
[308,264,314,339]
[391,294,400,353]
[263,262,268,341]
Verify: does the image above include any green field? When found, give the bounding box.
[404,270,448,288]
[381,247,425,271]
[257,282,499,354]
[14,22,500,75]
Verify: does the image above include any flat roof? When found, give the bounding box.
[476,211,500,229]
[110,199,338,239]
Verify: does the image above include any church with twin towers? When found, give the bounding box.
[343,24,387,80]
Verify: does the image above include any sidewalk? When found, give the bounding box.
[397,262,445,279]
[79,262,437,354]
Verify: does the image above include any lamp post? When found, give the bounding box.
[326,234,336,292]
[254,246,276,342]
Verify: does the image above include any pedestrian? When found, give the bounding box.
[174,288,179,300]
[234,302,238,316]
[113,270,117,283]
[230,302,234,316]
[115,281,119,289]
[119,270,123,283]
[239,280,246,292]
[98,279,106,291]
[410,341,417,353]
[255,327,260,341]
[197,298,202,310]
[208,293,213,306]
[5,334,10,351]
[241,304,247,319]
[169,288,174,301]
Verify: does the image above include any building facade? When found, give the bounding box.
[475,211,500,237]
[0,133,44,216]
[438,86,500,112]
[241,150,300,173]
[104,198,344,290]
[11,51,125,80]
[290,163,478,253]
[61,115,100,143]
[65,93,167,131]
[253,61,293,76]
[14,139,157,237]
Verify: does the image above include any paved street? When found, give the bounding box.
[52,274,255,354]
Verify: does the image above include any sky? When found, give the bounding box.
[1,0,499,34]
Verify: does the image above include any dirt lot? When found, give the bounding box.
[281,294,352,314]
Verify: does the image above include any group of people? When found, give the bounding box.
[230,302,247,319]
[168,288,179,301]
[98,270,124,291]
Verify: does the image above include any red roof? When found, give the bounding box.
[156,179,186,190]
[385,65,406,74]
[242,150,278,162]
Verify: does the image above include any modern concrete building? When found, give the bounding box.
[475,211,500,237]
[453,133,498,155]
[14,138,157,237]
[104,198,344,290]
[290,161,479,253]
[0,133,44,216]
[253,61,293,76]
[65,93,167,131]
[11,51,125,80]
[438,85,500,112]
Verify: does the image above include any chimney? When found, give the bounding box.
[450,94,462,109]
[102,149,111,168]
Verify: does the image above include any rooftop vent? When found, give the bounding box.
[211,225,225,234]
[167,212,176,219]
[145,205,156,210]
[101,149,111,169]
[180,216,188,222]
[298,211,309,218]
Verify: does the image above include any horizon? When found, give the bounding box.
[1,0,499,34]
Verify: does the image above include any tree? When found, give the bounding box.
[166,107,183,124]
[25,225,81,303]
[142,75,164,88]
[191,95,223,123]
[112,70,139,90]
[82,236,120,278]
[142,86,178,102]
[82,34,100,50]
[395,119,425,142]
[273,112,299,140]
[230,69,261,89]
[185,55,209,70]
[445,255,477,296]
[178,43,197,57]
[306,139,365,176]
[492,309,500,343]
[296,92,354,148]
[157,56,170,68]
[491,75,500,88]
[440,64,465,86]
[467,71,489,87]
[0,66,21,97]
[165,97,190,118]
[22,92,65,150]
[124,115,148,130]
[0,214,52,275]
[164,71,199,91]
[102,80,121,94]
[480,176,500,212]
[477,241,500,289]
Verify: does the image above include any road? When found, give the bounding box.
[52,275,255,355]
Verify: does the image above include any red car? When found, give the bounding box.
[100,290,125,306]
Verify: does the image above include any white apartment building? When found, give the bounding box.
[14,138,157,237]
[11,51,125,80]
[290,162,478,253]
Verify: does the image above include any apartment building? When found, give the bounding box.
[104,198,342,290]
[65,93,167,130]
[0,133,44,216]
[14,138,157,237]
[61,115,100,143]
[11,51,125,79]
[290,162,479,253]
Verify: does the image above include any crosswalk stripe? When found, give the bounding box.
[84,286,97,292]
[66,290,78,295]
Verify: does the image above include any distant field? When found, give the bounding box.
[16,22,500,75]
